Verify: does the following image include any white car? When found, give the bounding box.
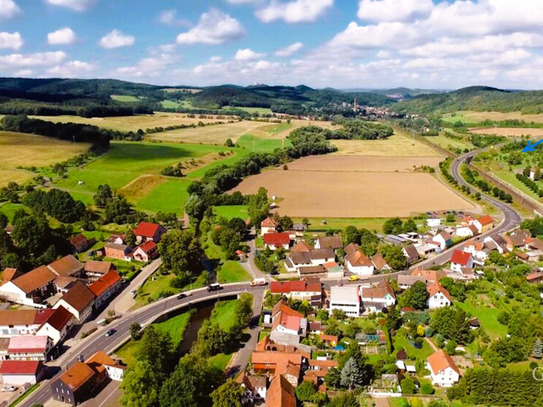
[1,385,16,392]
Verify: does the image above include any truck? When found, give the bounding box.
[250,278,267,286]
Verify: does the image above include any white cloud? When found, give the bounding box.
[99,30,135,49]
[14,69,33,77]
[0,32,23,50]
[0,51,66,67]
[115,53,179,79]
[357,0,433,22]
[256,0,333,23]
[275,42,303,57]
[47,60,95,77]
[177,9,245,45]
[158,10,191,27]
[45,0,95,12]
[0,0,21,20]
[226,0,261,4]
[48,27,77,45]
[159,43,177,53]
[235,48,265,60]
[210,56,222,62]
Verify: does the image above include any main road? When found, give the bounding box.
[21,283,267,407]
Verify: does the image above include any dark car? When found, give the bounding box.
[105,329,116,337]
[177,292,187,299]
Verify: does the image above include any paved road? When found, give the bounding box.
[241,228,270,281]
[22,283,267,407]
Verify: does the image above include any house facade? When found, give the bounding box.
[360,280,396,313]
[329,285,361,317]
[450,250,474,272]
[427,350,460,387]
[427,282,452,309]
[133,222,166,244]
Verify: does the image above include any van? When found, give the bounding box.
[250,278,267,286]
[207,283,222,292]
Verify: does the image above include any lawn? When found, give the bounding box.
[136,273,178,305]
[0,202,27,222]
[393,329,434,360]
[217,261,251,283]
[135,178,193,214]
[237,134,291,152]
[209,353,232,370]
[160,100,181,109]
[457,299,507,339]
[111,95,140,102]
[210,299,240,332]
[214,205,249,220]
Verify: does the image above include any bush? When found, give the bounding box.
[420,382,434,394]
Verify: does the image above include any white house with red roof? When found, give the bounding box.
[269,280,322,306]
[7,335,52,361]
[472,215,494,234]
[132,241,158,262]
[426,282,452,309]
[434,232,451,251]
[133,222,166,244]
[329,285,361,317]
[89,270,122,309]
[270,301,307,346]
[260,217,278,236]
[455,224,478,238]
[0,360,45,385]
[264,232,291,250]
[427,349,460,387]
[360,280,396,313]
[450,250,474,272]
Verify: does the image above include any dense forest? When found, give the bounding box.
[395,86,543,114]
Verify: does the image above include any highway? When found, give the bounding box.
[21,283,267,407]
[23,149,525,406]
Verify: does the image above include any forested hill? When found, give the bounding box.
[394,86,543,114]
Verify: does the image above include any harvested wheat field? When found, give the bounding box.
[469,127,543,138]
[286,155,443,172]
[443,111,543,124]
[24,113,231,133]
[232,156,472,218]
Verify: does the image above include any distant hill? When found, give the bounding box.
[394,86,543,114]
[344,87,446,99]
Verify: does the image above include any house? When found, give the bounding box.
[0,360,45,385]
[133,222,166,243]
[0,310,41,337]
[345,249,374,276]
[463,241,489,265]
[284,252,311,272]
[319,334,338,347]
[483,235,508,254]
[53,276,78,294]
[293,223,306,232]
[297,265,326,278]
[132,241,158,262]
[530,167,538,180]
[236,372,267,401]
[304,358,339,385]
[261,217,278,236]
[455,224,478,238]
[360,280,396,313]
[1,267,21,283]
[89,270,122,309]
[269,280,322,306]
[48,255,85,278]
[411,268,446,283]
[527,271,543,283]
[472,215,494,234]
[434,232,451,251]
[427,349,460,387]
[7,336,52,361]
[291,241,313,253]
[86,351,126,382]
[104,242,132,261]
[264,233,291,250]
[503,230,530,251]
[266,375,296,407]
[427,282,452,309]
[84,261,116,280]
[53,281,96,322]
[251,344,305,375]
[107,234,125,245]
[0,338,9,360]
[403,244,420,263]
[70,234,94,253]
[371,253,391,272]
[314,236,342,250]
[397,275,427,290]
[427,217,441,227]
[36,306,75,345]
[0,266,56,308]
[309,248,335,266]
[329,285,361,317]
[450,250,474,272]
[270,301,307,346]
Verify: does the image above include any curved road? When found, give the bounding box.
[22,283,266,407]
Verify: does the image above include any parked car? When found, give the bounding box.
[250,278,267,286]
[1,386,16,392]
[105,329,116,337]
[349,275,359,282]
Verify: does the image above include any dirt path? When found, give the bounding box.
[425,337,439,352]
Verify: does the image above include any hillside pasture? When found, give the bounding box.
[232,155,472,218]
[110,95,140,102]
[27,113,229,132]
[469,127,543,138]
[443,110,543,124]
[0,131,89,186]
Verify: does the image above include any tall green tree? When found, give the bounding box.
[94,184,114,207]
[120,361,160,407]
[211,379,244,407]
[399,281,429,310]
[158,229,203,276]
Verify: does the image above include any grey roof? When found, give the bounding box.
[397,275,426,286]
[310,248,335,261]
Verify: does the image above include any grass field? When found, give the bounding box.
[442,111,543,124]
[330,127,441,157]
[457,299,507,339]
[470,127,543,138]
[29,113,226,132]
[217,261,251,283]
[135,178,193,214]
[393,329,434,360]
[111,95,140,102]
[160,100,181,109]
[292,217,390,233]
[223,106,273,114]
[208,353,232,371]
[423,134,475,152]
[232,155,473,218]
[0,203,26,222]
[214,205,249,220]
[0,131,89,186]
[210,300,239,331]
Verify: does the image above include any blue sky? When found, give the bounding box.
[1,0,543,89]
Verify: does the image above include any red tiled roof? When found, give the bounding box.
[451,250,472,266]
[427,282,453,303]
[8,336,49,353]
[427,349,460,375]
[133,222,161,238]
[261,217,277,228]
[60,362,97,391]
[70,234,89,247]
[291,241,313,253]
[266,375,296,407]
[11,266,56,294]
[89,270,121,298]
[137,240,157,253]
[477,215,494,226]
[44,306,73,331]
[58,281,95,313]
[264,232,290,246]
[84,261,114,275]
[2,267,20,282]
[48,255,84,277]
[0,360,42,375]
[270,280,321,294]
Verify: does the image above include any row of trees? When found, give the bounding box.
[516,173,543,197]
[462,166,513,203]
[23,189,86,223]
